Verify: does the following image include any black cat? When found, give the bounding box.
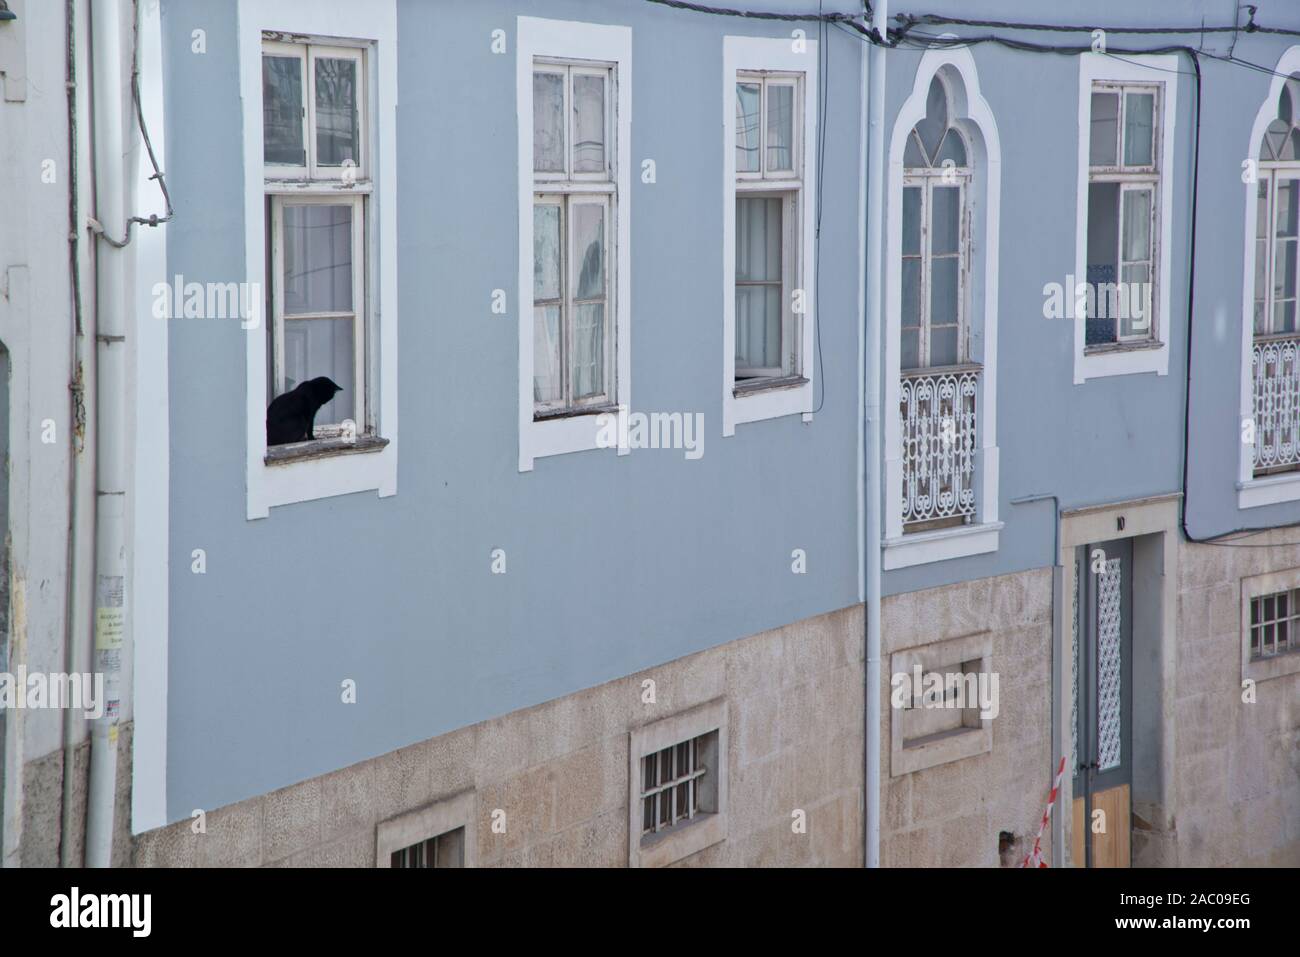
[266,377,343,445]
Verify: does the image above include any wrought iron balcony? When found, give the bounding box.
[900,364,979,532]
[1253,334,1300,475]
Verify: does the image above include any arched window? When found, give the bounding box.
[900,76,970,371]
[1253,75,1300,336]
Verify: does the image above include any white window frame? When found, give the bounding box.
[517,18,631,472]
[883,49,1002,570]
[375,790,478,868]
[627,698,728,868]
[722,36,817,436]
[239,0,398,519]
[261,40,368,182]
[1238,47,1300,510]
[268,192,368,437]
[1073,54,1177,384]
[1239,568,1300,684]
[901,172,971,370]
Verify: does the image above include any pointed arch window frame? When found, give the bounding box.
[1237,49,1300,510]
[883,48,1003,570]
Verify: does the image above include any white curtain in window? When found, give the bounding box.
[735,195,782,374]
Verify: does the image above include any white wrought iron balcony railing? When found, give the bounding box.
[900,364,979,532]
[1253,334,1300,476]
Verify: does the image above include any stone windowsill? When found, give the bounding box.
[264,435,389,466]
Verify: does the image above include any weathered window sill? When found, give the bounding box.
[1084,339,1164,356]
[733,374,809,397]
[265,435,389,466]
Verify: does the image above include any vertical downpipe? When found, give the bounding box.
[86,0,127,868]
[863,0,887,869]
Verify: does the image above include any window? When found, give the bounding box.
[376,791,477,868]
[516,18,630,472]
[721,36,816,436]
[390,827,466,868]
[734,72,803,384]
[901,77,970,372]
[627,699,728,868]
[640,731,719,838]
[1085,82,1160,347]
[1248,588,1300,660]
[531,61,616,416]
[890,632,993,776]
[262,36,373,444]
[1239,569,1300,683]
[884,56,1001,569]
[1252,78,1300,338]
[1072,54,1176,384]
[242,4,397,519]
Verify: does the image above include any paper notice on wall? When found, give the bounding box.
[95,574,124,651]
[95,574,124,722]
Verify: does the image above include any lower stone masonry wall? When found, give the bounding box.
[133,605,864,867]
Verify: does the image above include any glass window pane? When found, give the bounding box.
[572,204,605,300]
[902,186,922,254]
[901,258,921,328]
[1119,263,1150,338]
[533,204,561,301]
[573,73,606,174]
[572,303,605,398]
[766,84,795,172]
[930,257,958,329]
[284,316,354,423]
[900,327,920,370]
[934,129,967,167]
[434,828,465,869]
[1086,181,1119,340]
[283,204,353,315]
[533,305,562,404]
[736,285,781,371]
[533,71,565,173]
[1263,119,1290,162]
[931,186,961,255]
[736,196,782,282]
[904,131,927,168]
[1122,91,1155,166]
[263,55,305,166]
[929,325,958,367]
[315,56,359,168]
[1276,179,1299,240]
[1121,188,1152,263]
[1089,92,1118,166]
[915,77,947,164]
[736,82,761,173]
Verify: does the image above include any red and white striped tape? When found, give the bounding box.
[1020,755,1068,868]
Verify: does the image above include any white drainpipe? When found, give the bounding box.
[86,0,130,868]
[864,0,887,869]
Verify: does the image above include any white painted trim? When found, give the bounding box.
[883,44,1001,547]
[721,35,817,436]
[1237,47,1300,504]
[882,521,1002,571]
[1237,470,1300,509]
[517,17,632,472]
[131,0,169,834]
[1072,53,1177,384]
[239,0,399,518]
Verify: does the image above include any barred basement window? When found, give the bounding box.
[390,827,465,868]
[1248,588,1300,660]
[640,732,717,837]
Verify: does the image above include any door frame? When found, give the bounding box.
[1055,494,1180,867]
